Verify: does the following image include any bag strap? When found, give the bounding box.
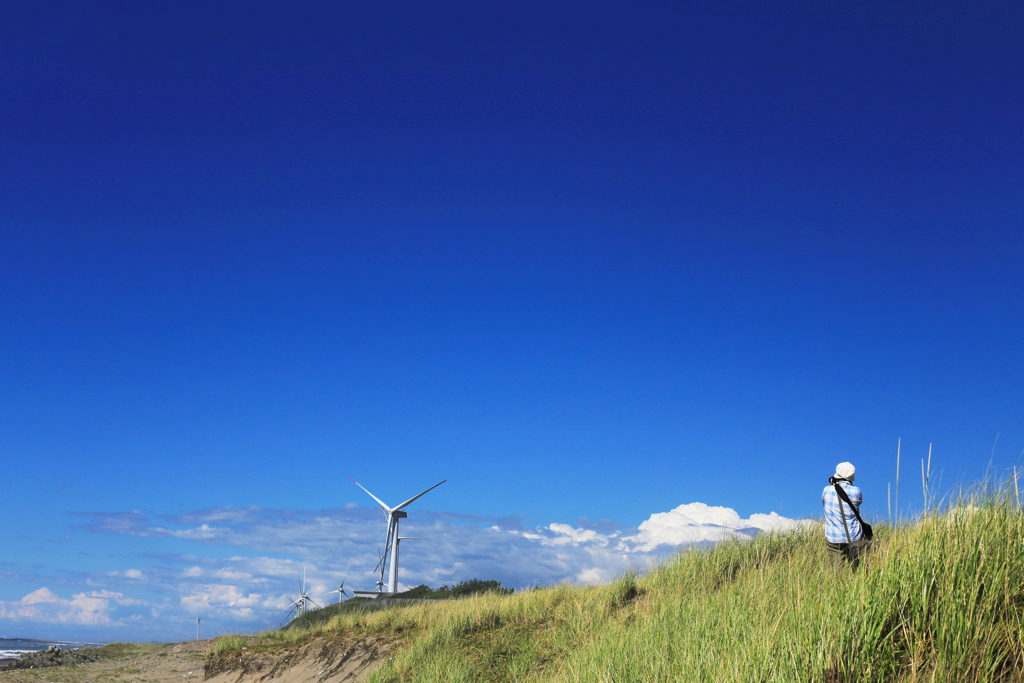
[833,482,867,527]
[836,491,852,545]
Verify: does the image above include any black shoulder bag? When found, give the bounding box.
[832,479,873,542]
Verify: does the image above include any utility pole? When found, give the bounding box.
[196,617,201,642]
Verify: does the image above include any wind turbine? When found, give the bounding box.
[350,477,446,595]
[281,567,321,622]
[325,559,352,604]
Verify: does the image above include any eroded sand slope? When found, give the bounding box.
[205,636,393,683]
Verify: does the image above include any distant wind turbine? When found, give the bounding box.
[280,567,321,622]
[325,559,352,604]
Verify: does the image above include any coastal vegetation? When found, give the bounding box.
[391,579,514,601]
[212,482,1024,682]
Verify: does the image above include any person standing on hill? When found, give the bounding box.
[823,462,870,568]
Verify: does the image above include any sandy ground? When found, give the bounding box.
[0,637,390,683]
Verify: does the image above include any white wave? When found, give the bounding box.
[0,650,44,659]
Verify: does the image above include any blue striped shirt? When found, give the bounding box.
[822,482,863,544]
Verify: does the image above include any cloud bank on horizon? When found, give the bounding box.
[1,502,805,640]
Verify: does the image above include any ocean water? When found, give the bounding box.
[0,638,102,660]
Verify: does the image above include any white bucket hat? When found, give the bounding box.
[834,462,856,482]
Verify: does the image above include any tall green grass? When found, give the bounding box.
[214,483,1024,682]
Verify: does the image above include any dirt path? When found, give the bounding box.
[0,638,390,683]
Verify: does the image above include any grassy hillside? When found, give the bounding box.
[214,485,1024,682]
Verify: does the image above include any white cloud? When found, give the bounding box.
[21,587,59,605]
[212,568,252,581]
[0,588,147,625]
[544,524,606,546]
[630,502,798,551]
[180,585,265,620]
[161,524,224,540]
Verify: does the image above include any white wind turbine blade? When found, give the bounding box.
[377,523,395,573]
[349,477,393,512]
[393,480,447,511]
[341,558,351,586]
[375,537,393,573]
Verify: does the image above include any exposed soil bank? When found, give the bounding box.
[204,636,395,683]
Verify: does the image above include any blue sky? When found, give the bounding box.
[1,0,1023,641]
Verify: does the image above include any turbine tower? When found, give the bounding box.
[392,537,428,593]
[350,477,445,595]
